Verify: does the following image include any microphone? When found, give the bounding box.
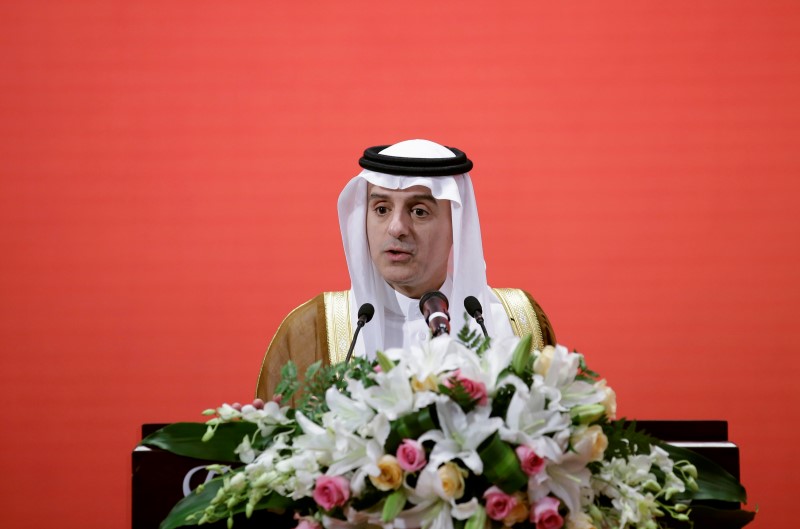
[419,291,450,337]
[464,295,489,339]
[345,303,374,364]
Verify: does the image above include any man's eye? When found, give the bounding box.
[412,208,429,218]
[375,206,388,215]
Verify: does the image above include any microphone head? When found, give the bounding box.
[464,296,482,318]
[419,291,449,314]
[358,303,375,323]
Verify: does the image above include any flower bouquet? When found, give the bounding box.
[142,332,755,529]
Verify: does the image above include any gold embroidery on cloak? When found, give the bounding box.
[492,288,543,352]
[324,291,352,365]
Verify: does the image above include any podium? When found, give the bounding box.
[132,420,741,529]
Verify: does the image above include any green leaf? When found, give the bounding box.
[570,404,606,425]
[386,406,438,452]
[510,334,532,376]
[603,420,658,458]
[464,504,486,529]
[376,350,395,373]
[685,505,756,529]
[479,433,527,493]
[160,475,295,529]
[142,422,258,462]
[660,443,748,503]
[381,489,407,522]
[273,361,299,402]
[160,476,225,529]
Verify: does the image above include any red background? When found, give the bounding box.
[1,2,798,527]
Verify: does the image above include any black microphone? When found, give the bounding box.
[419,291,450,337]
[464,295,489,339]
[345,303,374,364]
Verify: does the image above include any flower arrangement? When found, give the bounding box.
[143,332,754,529]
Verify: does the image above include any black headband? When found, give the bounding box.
[358,145,473,176]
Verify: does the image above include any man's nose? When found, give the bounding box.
[387,210,410,238]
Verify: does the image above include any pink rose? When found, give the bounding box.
[531,496,563,529]
[444,370,488,405]
[515,445,546,476]
[294,519,321,529]
[313,475,350,511]
[396,439,427,472]
[483,486,518,521]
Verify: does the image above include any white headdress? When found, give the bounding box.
[337,139,501,356]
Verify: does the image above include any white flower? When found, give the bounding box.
[234,434,256,464]
[216,403,241,421]
[292,412,336,467]
[420,400,502,475]
[451,335,527,396]
[539,345,605,410]
[500,381,570,461]
[384,336,466,384]
[239,401,292,437]
[352,365,414,420]
[531,453,592,514]
[245,433,321,500]
[399,467,479,529]
[323,386,375,432]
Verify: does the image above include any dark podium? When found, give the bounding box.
[132,420,741,529]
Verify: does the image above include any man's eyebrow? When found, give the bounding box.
[368,192,437,203]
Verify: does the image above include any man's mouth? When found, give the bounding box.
[385,247,413,261]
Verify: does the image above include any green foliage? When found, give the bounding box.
[376,350,395,373]
[478,433,528,493]
[456,317,491,355]
[381,489,407,522]
[602,419,658,459]
[385,406,438,453]
[438,378,477,410]
[576,352,599,382]
[464,505,486,529]
[681,505,756,529]
[294,356,376,423]
[142,423,259,463]
[510,334,532,376]
[660,443,748,503]
[159,473,295,529]
[272,361,299,402]
[490,383,517,419]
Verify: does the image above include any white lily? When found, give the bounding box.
[541,346,605,410]
[419,400,502,475]
[528,452,592,513]
[452,335,522,395]
[398,466,479,529]
[500,382,570,461]
[322,386,375,432]
[354,363,415,420]
[292,412,336,467]
[328,435,383,497]
[392,498,478,529]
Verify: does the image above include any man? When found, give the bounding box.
[256,139,555,400]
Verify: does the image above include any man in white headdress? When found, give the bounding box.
[256,139,555,400]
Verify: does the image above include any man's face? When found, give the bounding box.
[366,184,453,299]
